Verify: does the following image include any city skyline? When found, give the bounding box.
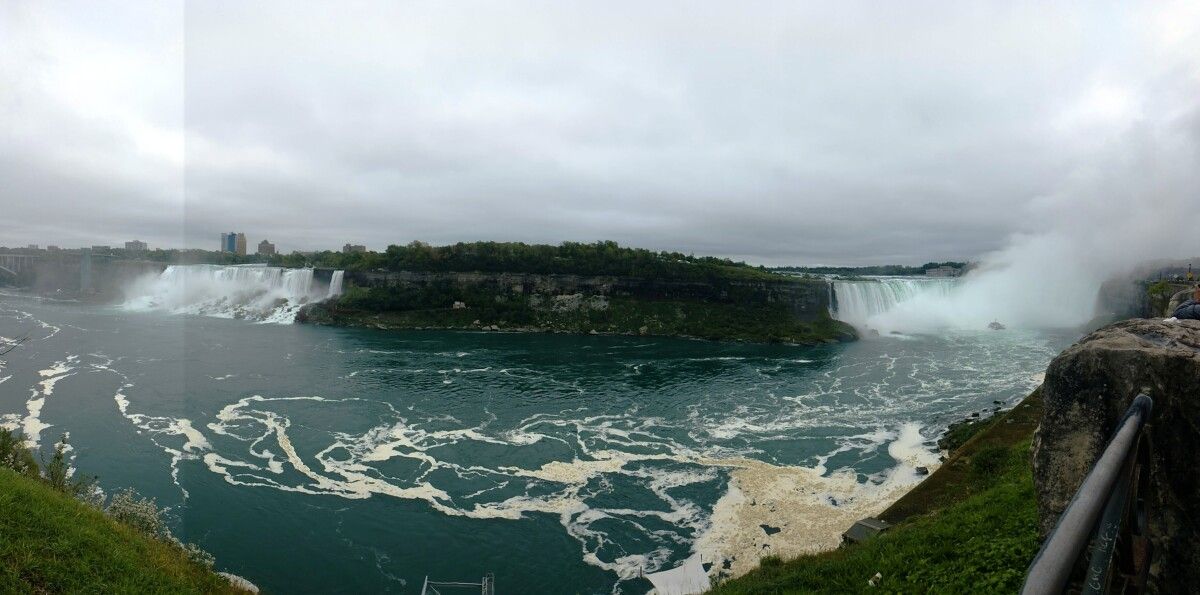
[1,235,369,256]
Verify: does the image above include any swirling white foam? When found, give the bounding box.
[17,356,78,447]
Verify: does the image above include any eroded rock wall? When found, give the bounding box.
[1032,318,1200,592]
[342,270,833,321]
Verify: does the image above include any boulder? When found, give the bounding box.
[1032,318,1200,593]
[1166,289,1192,316]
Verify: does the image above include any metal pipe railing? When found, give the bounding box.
[1022,394,1152,595]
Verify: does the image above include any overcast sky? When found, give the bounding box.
[2,1,1198,265]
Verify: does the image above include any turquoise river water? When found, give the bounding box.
[0,292,1074,593]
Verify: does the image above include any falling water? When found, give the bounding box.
[832,277,956,331]
[124,264,343,323]
[327,270,344,299]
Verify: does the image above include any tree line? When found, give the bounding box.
[273,240,781,282]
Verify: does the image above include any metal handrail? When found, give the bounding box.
[1022,394,1153,594]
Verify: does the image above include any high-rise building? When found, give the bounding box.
[220,232,246,254]
[343,243,367,253]
[125,240,148,252]
[257,239,276,256]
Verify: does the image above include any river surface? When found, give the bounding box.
[0,292,1074,593]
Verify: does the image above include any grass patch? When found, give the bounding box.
[713,389,1045,594]
[711,443,1037,594]
[0,467,244,594]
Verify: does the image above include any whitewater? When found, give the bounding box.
[123,264,344,323]
[0,276,1075,593]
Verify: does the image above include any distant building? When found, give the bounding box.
[27,244,39,250]
[925,266,960,278]
[91,245,111,253]
[46,245,60,252]
[220,232,247,255]
[125,240,148,252]
[257,239,276,256]
[343,243,367,254]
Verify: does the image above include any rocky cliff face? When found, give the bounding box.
[1032,319,1200,592]
[342,270,833,321]
[301,270,853,344]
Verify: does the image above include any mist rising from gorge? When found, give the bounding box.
[870,105,1200,333]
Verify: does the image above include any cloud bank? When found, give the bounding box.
[2,1,1198,266]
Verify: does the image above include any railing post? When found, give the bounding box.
[1022,394,1152,595]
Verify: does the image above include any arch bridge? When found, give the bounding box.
[0,253,39,280]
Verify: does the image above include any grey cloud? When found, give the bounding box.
[3,1,1199,264]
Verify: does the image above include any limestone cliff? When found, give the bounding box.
[1032,318,1200,593]
[300,270,854,344]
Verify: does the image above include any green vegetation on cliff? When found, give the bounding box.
[291,241,855,343]
[713,390,1044,594]
[0,431,246,593]
[277,240,782,281]
[0,469,245,593]
[303,291,853,344]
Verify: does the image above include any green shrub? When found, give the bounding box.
[106,487,217,570]
[42,435,98,500]
[107,488,169,539]
[0,428,38,478]
[970,445,1012,483]
[0,429,218,575]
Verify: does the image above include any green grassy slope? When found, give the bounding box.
[0,468,245,594]
[712,390,1044,594]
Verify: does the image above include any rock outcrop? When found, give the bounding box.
[338,270,835,320]
[1166,289,1193,317]
[1032,318,1200,593]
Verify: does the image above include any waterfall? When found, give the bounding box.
[832,277,956,331]
[124,264,344,323]
[327,270,344,299]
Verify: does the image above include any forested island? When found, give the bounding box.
[298,241,856,344]
[1,241,855,343]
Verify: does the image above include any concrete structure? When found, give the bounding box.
[0,251,165,295]
[125,240,148,252]
[841,517,891,546]
[925,265,960,277]
[257,240,276,256]
[0,253,38,281]
[235,233,247,255]
[343,243,367,253]
[80,249,93,292]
